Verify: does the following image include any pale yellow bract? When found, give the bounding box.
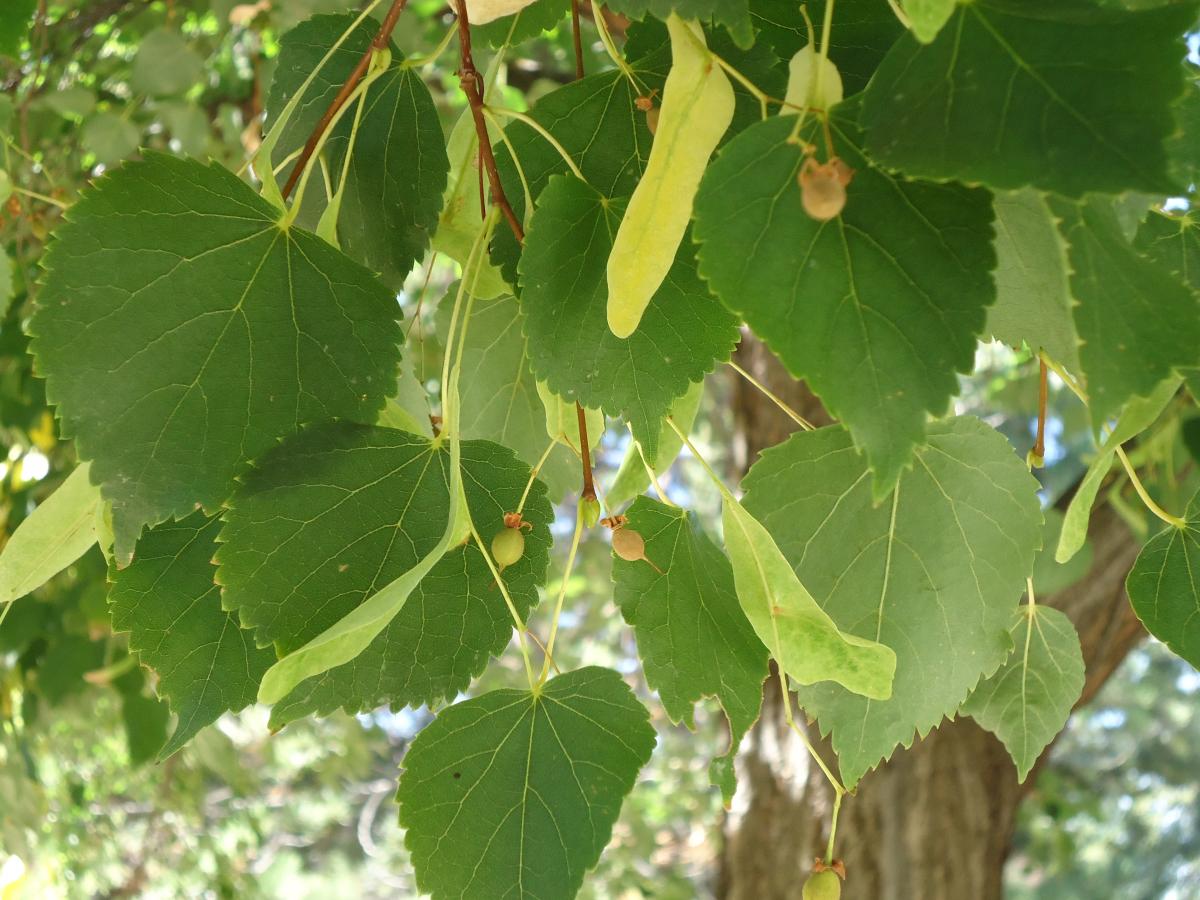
[605,16,734,339]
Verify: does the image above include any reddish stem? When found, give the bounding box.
[1034,358,1048,462]
[570,0,585,80]
[576,402,596,501]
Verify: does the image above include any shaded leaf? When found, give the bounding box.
[131,28,204,97]
[603,0,754,48]
[607,379,704,509]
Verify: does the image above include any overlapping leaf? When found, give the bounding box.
[1050,199,1200,430]
[603,0,754,48]
[396,667,656,899]
[612,497,767,801]
[742,416,1042,787]
[694,108,995,498]
[216,423,553,720]
[1126,492,1200,671]
[31,153,401,562]
[860,0,1197,196]
[961,606,1085,781]
[108,513,273,759]
[607,379,704,508]
[518,175,738,462]
[986,189,1078,372]
[266,13,448,288]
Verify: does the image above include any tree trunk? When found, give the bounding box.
[717,343,1146,900]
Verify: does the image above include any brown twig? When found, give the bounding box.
[1034,358,1048,463]
[454,0,524,241]
[576,401,596,501]
[570,0,585,80]
[280,0,409,201]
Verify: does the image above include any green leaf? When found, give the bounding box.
[1126,491,1200,671]
[266,435,554,726]
[108,513,273,759]
[694,108,995,498]
[216,424,552,709]
[0,0,36,58]
[131,28,205,97]
[961,606,1084,781]
[612,497,768,802]
[607,378,704,509]
[115,670,171,766]
[1034,509,1092,596]
[742,416,1043,787]
[1056,376,1181,564]
[0,464,101,607]
[518,175,738,463]
[38,85,96,119]
[985,189,1079,372]
[860,0,1197,196]
[602,0,754,47]
[536,381,604,454]
[396,666,656,899]
[905,0,957,42]
[473,0,570,48]
[31,153,401,563]
[444,293,576,500]
[267,14,449,288]
[80,112,141,166]
[748,0,903,95]
[1050,198,1200,430]
[722,491,896,702]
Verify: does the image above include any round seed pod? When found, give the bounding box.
[799,166,847,221]
[801,870,842,900]
[611,526,646,563]
[491,526,525,568]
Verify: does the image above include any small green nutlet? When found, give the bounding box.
[582,497,602,529]
[491,526,525,568]
[801,870,841,900]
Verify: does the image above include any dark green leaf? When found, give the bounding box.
[108,513,273,758]
[1126,492,1200,671]
[31,153,401,561]
[396,667,656,899]
[694,108,995,498]
[0,0,36,58]
[860,0,1197,196]
[603,0,754,47]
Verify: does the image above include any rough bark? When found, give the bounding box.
[718,343,1145,900]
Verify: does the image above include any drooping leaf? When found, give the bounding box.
[722,491,896,702]
[266,13,449,288]
[1050,198,1200,430]
[1056,376,1181,564]
[986,189,1079,372]
[612,497,768,802]
[108,513,273,759]
[518,175,738,462]
[131,28,204,97]
[537,381,605,454]
[602,0,754,48]
[1126,491,1200,671]
[904,0,956,42]
[396,666,656,899]
[607,378,704,509]
[216,423,553,716]
[860,0,1197,196]
[268,442,553,726]
[31,153,401,562]
[694,107,995,498]
[115,668,171,766]
[961,606,1085,781]
[1034,509,1092,596]
[748,0,903,95]
[742,416,1042,787]
[0,464,101,608]
[80,112,141,166]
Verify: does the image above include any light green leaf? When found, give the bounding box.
[38,85,95,119]
[742,416,1043,787]
[536,381,604,454]
[694,107,995,498]
[108,513,273,759]
[31,153,401,563]
[613,497,768,802]
[0,463,100,608]
[266,436,553,726]
[860,0,1197,196]
[1056,376,1182,564]
[216,424,552,707]
[961,606,1084,781]
[723,492,896,703]
[132,28,204,97]
[80,112,141,165]
[1051,199,1199,430]
[904,0,957,42]
[267,14,449,288]
[159,102,211,156]
[1126,491,1200,671]
[441,293,577,500]
[607,379,704,509]
[473,0,570,48]
[986,189,1079,373]
[396,667,656,899]
[1034,509,1092,596]
[518,175,738,463]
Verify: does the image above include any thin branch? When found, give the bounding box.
[576,402,596,501]
[570,0,585,80]
[1033,357,1048,465]
[280,0,409,201]
[454,0,524,242]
